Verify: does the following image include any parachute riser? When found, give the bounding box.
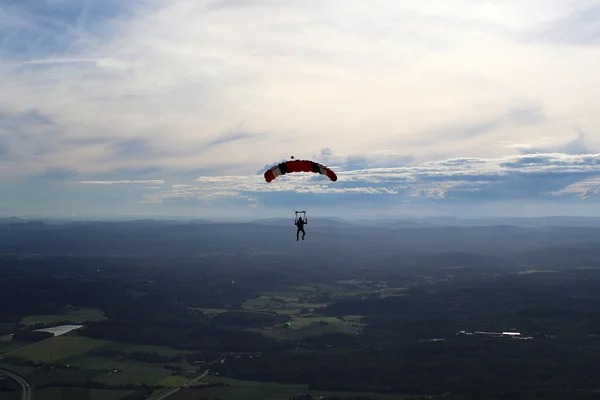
[294,210,307,223]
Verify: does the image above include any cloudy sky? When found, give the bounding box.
[1,0,600,219]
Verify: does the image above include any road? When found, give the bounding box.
[0,368,33,400]
[155,369,210,400]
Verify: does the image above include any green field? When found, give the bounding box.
[288,316,344,328]
[94,369,171,386]
[239,285,368,341]
[1,284,384,398]
[2,332,205,395]
[0,337,24,355]
[68,355,175,386]
[24,368,99,387]
[242,290,331,316]
[123,344,187,357]
[20,308,107,327]
[147,388,176,399]
[166,376,308,400]
[158,375,191,387]
[33,387,135,400]
[242,282,393,316]
[168,375,420,400]
[6,335,111,363]
[191,307,228,315]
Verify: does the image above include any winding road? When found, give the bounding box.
[0,368,33,400]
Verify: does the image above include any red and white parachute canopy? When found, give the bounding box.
[263,159,338,183]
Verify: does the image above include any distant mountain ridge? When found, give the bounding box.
[1,218,600,268]
[4,215,600,227]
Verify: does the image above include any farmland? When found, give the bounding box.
[0,327,408,400]
[4,219,600,399]
[0,278,404,399]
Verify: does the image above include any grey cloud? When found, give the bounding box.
[37,167,78,181]
[499,153,600,170]
[77,180,164,185]
[203,131,261,148]
[150,153,600,206]
[0,142,10,157]
[413,101,546,144]
[111,138,156,159]
[0,108,55,129]
[317,148,414,171]
[61,136,113,146]
[320,147,333,157]
[524,4,600,45]
[522,128,596,155]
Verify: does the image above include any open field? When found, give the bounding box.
[20,308,107,327]
[238,285,368,340]
[147,388,176,399]
[1,282,393,399]
[163,375,420,400]
[1,332,207,397]
[191,307,228,315]
[6,335,111,363]
[0,338,23,355]
[33,387,135,400]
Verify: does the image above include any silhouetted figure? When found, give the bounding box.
[295,215,307,241]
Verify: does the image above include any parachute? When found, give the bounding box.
[263,159,337,183]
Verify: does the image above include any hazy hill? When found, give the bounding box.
[1,219,599,269]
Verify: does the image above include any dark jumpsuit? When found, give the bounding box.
[295,218,306,240]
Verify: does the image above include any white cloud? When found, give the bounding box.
[545,177,600,199]
[1,0,600,180]
[141,153,600,204]
[3,1,600,218]
[77,180,164,185]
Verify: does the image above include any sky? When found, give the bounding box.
[1,0,600,220]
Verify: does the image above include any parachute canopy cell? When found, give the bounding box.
[264,159,338,183]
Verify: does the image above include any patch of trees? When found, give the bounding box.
[290,396,381,400]
[214,338,600,397]
[211,311,290,328]
[79,320,285,352]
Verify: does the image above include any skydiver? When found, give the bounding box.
[295,215,307,241]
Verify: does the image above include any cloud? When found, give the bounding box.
[77,180,165,185]
[414,101,547,145]
[515,128,597,155]
[139,153,600,209]
[2,1,600,217]
[203,131,262,149]
[525,3,600,45]
[2,0,600,176]
[545,177,600,199]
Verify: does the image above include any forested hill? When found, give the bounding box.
[1,219,600,268]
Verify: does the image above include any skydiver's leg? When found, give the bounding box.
[301,227,305,240]
[297,228,300,241]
